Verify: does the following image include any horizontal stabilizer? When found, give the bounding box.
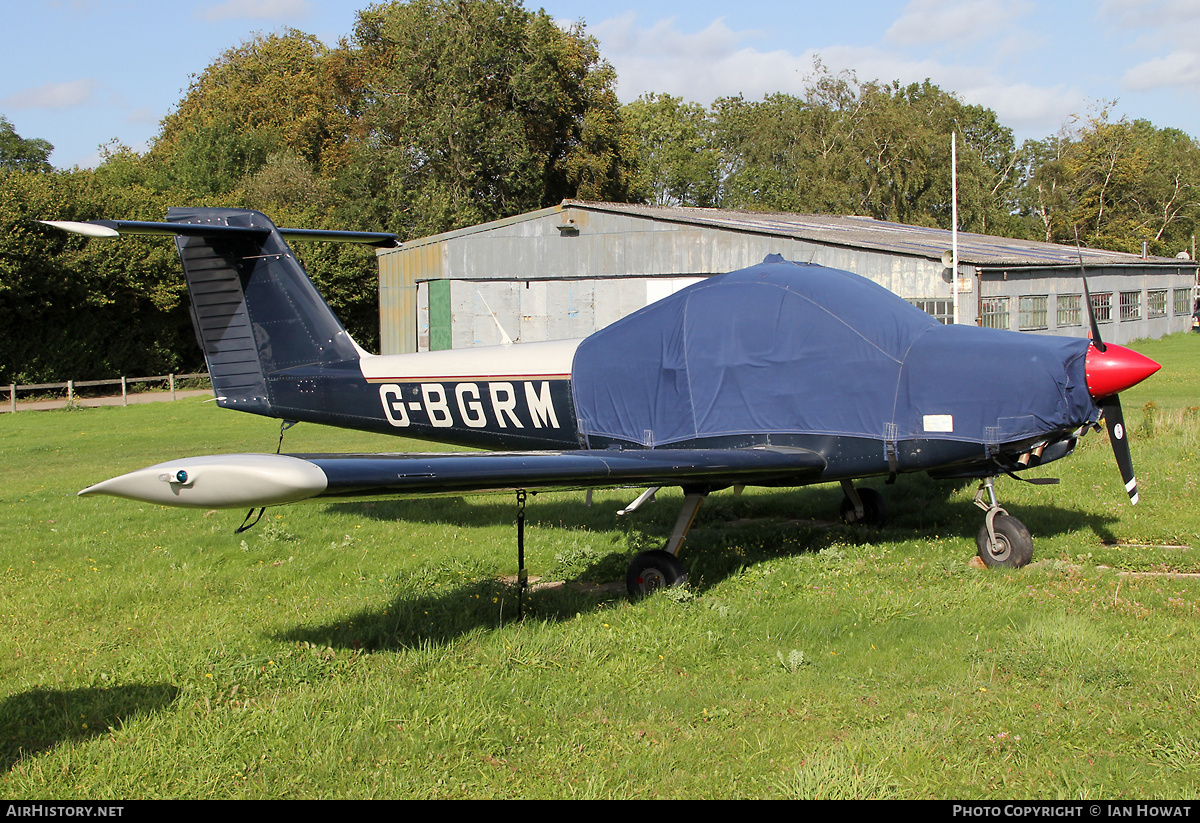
[42,219,400,248]
[79,448,827,509]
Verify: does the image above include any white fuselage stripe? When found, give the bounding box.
[358,338,581,382]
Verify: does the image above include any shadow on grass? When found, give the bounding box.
[321,491,636,533]
[0,684,179,771]
[283,477,1120,653]
[322,474,1121,553]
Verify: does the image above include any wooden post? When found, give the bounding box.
[121,375,128,406]
[67,379,74,407]
[8,384,14,413]
[170,373,176,401]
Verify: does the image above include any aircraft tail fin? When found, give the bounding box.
[47,208,398,416]
[170,208,361,413]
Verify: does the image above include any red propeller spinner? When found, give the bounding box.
[1085,343,1161,399]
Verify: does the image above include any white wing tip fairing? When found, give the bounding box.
[78,454,329,509]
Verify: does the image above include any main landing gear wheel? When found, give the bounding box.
[626,550,688,599]
[975,514,1034,568]
[839,487,888,527]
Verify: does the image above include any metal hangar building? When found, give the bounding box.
[374,200,1197,354]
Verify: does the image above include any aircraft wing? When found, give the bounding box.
[78,447,828,509]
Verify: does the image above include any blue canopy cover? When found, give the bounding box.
[571,256,1094,448]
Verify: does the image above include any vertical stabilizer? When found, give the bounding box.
[169,208,361,414]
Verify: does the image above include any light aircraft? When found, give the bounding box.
[45,208,1161,598]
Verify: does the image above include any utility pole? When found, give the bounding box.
[952,132,960,325]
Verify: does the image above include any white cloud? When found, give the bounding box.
[611,46,816,104]
[1100,0,1200,54]
[196,0,313,23]
[593,14,753,62]
[1099,0,1200,94]
[1124,51,1200,91]
[959,80,1084,134]
[1100,0,1200,30]
[125,106,159,125]
[885,0,1034,48]
[592,10,1094,139]
[595,13,816,103]
[806,43,1084,136]
[1,79,98,109]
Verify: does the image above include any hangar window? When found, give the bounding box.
[1148,290,1167,318]
[1090,292,1113,323]
[980,296,1010,330]
[909,298,952,324]
[1018,295,1048,330]
[1057,294,1081,327]
[1175,288,1194,315]
[1120,291,1141,321]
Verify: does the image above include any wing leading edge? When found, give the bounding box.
[78,448,828,509]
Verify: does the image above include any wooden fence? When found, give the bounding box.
[4,373,211,413]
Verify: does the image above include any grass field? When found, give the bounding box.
[1,334,1199,798]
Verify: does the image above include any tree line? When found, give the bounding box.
[622,69,1200,257]
[3,0,1199,385]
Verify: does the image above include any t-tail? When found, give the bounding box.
[45,207,398,419]
[175,207,369,414]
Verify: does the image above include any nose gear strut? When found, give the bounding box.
[973,476,1033,568]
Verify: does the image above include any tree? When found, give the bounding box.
[621,93,719,207]
[1012,109,1200,256]
[1132,122,1200,253]
[1011,133,1072,243]
[151,29,348,195]
[0,115,53,173]
[710,92,816,213]
[0,167,195,385]
[143,28,407,351]
[707,67,1018,232]
[330,0,632,238]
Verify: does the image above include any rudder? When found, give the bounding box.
[169,208,360,414]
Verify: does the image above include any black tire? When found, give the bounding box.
[975,514,1034,568]
[626,550,688,599]
[839,487,888,527]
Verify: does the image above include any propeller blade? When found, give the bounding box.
[1099,395,1138,504]
[1081,273,1107,352]
[1075,230,1145,503]
[1075,229,1107,352]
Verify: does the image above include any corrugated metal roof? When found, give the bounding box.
[561,201,1189,269]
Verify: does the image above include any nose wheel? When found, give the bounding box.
[973,477,1033,568]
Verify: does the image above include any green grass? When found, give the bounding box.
[1,334,1199,798]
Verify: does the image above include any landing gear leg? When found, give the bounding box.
[839,481,888,526]
[972,476,1033,568]
[626,490,705,599]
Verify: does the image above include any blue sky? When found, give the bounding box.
[3,0,1199,169]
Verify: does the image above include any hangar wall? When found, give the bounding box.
[977,266,1196,344]
[376,202,1197,354]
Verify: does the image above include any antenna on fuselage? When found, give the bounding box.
[476,290,514,345]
